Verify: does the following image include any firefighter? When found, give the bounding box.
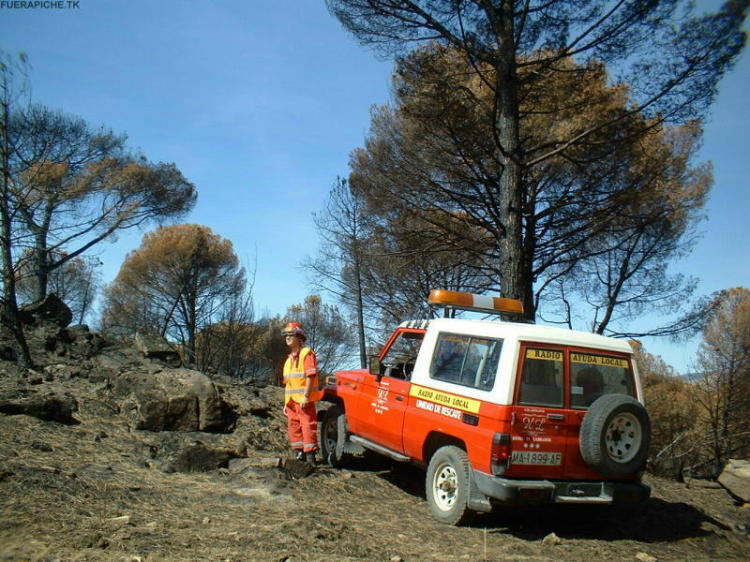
[281,321,322,465]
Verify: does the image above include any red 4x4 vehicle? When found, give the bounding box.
[318,290,651,525]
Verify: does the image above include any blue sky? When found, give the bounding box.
[1,0,747,373]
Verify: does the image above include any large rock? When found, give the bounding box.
[24,323,108,361]
[115,368,234,432]
[718,459,750,503]
[61,325,107,359]
[0,391,78,425]
[161,440,236,473]
[19,294,72,328]
[134,333,181,367]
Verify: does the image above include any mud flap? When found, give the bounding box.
[467,471,493,513]
[335,412,365,457]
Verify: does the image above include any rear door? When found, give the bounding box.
[507,345,574,480]
[563,349,637,478]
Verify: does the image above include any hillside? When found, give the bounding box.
[0,321,749,561]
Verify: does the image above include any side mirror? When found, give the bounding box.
[368,355,381,377]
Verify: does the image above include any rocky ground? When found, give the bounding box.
[0,314,749,561]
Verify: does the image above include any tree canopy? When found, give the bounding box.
[101,224,246,364]
[346,45,712,335]
[8,104,196,301]
[15,250,100,324]
[694,287,750,472]
[1,52,196,366]
[328,0,747,322]
[285,295,354,375]
[304,178,370,367]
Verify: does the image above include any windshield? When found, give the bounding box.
[381,331,424,380]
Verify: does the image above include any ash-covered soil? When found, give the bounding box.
[0,338,749,561]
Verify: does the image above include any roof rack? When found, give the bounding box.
[427,289,524,317]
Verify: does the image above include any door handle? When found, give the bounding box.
[547,413,564,421]
[395,395,404,401]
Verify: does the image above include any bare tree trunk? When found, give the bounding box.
[77,264,95,324]
[494,4,531,320]
[0,94,32,367]
[186,290,197,365]
[353,253,367,368]
[31,235,48,302]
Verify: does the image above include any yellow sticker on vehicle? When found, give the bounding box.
[526,349,563,361]
[570,353,628,368]
[409,385,481,414]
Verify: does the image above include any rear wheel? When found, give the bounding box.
[319,405,347,467]
[425,446,475,525]
[580,394,651,477]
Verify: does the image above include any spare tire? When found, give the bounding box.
[579,394,651,477]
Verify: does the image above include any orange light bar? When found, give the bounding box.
[428,289,524,315]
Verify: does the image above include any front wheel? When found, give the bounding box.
[425,446,476,525]
[319,405,348,467]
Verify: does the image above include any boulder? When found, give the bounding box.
[161,440,235,473]
[19,294,72,328]
[43,363,84,380]
[134,333,181,367]
[114,368,234,432]
[0,392,78,425]
[89,352,134,383]
[282,458,315,479]
[63,325,107,359]
[718,459,750,503]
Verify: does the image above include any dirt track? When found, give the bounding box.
[1,385,749,562]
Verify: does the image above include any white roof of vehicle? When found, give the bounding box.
[400,317,632,354]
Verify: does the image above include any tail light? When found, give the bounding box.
[491,432,510,475]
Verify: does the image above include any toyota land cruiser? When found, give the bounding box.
[318,290,651,525]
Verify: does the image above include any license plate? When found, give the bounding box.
[510,451,562,466]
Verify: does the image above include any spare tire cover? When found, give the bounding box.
[579,394,651,477]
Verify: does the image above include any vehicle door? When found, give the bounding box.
[507,345,571,480]
[354,328,425,452]
[563,349,637,478]
[401,332,503,466]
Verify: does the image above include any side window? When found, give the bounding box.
[430,333,502,391]
[381,331,424,380]
[518,348,564,407]
[570,353,635,409]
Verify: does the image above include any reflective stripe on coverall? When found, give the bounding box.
[283,346,322,452]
